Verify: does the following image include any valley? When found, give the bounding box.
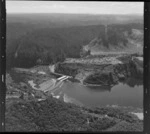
[6,53,143,131]
[5,13,143,132]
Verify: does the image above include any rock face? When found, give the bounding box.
[55,63,78,77]
[84,71,117,85]
[83,63,130,85]
[55,55,143,86]
[129,57,143,79]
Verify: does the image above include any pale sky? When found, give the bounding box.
[6,1,144,15]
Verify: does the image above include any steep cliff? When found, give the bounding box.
[55,55,143,86]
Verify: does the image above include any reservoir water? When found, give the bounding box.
[9,70,143,108]
[53,80,143,108]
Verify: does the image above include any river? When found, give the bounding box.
[9,69,143,108]
[53,79,143,108]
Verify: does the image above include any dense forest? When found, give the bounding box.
[5,96,143,132]
[6,14,143,69]
[6,25,105,69]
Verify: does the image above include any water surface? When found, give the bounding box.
[53,80,143,108]
[9,70,143,108]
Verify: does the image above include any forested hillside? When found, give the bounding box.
[83,23,143,54]
[6,14,143,69]
[7,25,105,69]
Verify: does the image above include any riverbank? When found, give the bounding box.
[5,54,143,131]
